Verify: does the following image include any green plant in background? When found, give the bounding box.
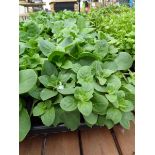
[19,9,135,142]
[88,5,135,56]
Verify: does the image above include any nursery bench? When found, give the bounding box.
[19,122,135,155]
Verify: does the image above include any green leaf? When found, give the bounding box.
[61,110,80,131]
[19,108,31,142]
[102,61,118,72]
[58,87,75,95]
[47,75,59,88]
[52,20,64,34]
[119,100,134,112]
[92,92,109,115]
[54,94,63,105]
[41,60,58,76]
[123,84,135,95]
[61,60,73,69]
[74,87,94,102]
[97,115,114,129]
[105,94,117,103]
[93,40,109,60]
[117,90,125,99]
[96,77,107,85]
[38,38,55,56]
[59,37,73,48]
[40,88,58,101]
[106,75,121,94]
[93,81,106,93]
[78,101,92,116]
[41,107,55,126]
[120,112,134,129]
[71,63,81,73]
[38,75,49,87]
[77,16,86,32]
[108,75,121,90]
[84,113,98,125]
[106,108,122,124]
[109,45,118,54]
[28,86,42,100]
[33,102,46,116]
[77,66,93,88]
[48,50,64,62]
[58,70,73,83]
[19,42,27,55]
[60,96,77,111]
[19,69,37,94]
[114,52,133,70]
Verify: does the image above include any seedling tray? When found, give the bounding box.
[30,123,99,135]
[29,117,98,135]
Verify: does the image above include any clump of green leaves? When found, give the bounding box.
[88,5,135,56]
[19,10,134,142]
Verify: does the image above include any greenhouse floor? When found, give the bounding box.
[19,122,135,155]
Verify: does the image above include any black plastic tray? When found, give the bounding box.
[29,123,99,135]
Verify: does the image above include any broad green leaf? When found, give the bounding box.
[77,66,93,87]
[120,112,134,129]
[93,81,106,92]
[108,75,121,90]
[19,69,37,94]
[33,102,46,116]
[114,52,133,70]
[58,70,72,83]
[102,61,118,72]
[59,37,73,48]
[41,107,55,126]
[78,101,92,116]
[93,40,109,60]
[123,84,135,95]
[71,63,81,73]
[58,87,75,95]
[105,94,117,103]
[119,100,134,112]
[84,113,98,125]
[19,42,27,55]
[38,38,55,56]
[81,28,95,34]
[77,16,86,32]
[106,108,122,124]
[117,90,125,99]
[91,60,103,75]
[19,108,31,142]
[47,75,59,88]
[48,50,65,62]
[92,92,109,115]
[28,87,42,100]
[54,94,63,105]
[106,75,121,94]
[96,77,107,85]
[74,87,94,102]
[60,96,77,111]
[109,45,118,54]
[41,60,58,76]
[61,60,73,69]
[102,69,114,77]
[64,18,76,27]
[61,110,80,131]
[97,115,114,129]
[38,75,49,87]
[53,108,64,126]
[52,21,64,34]
[40,88,58,101]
